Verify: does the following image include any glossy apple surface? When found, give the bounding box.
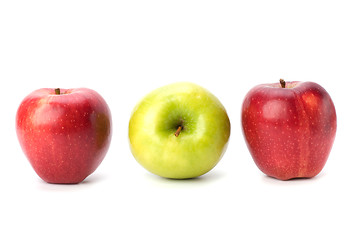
[16,88,112,184]
[241,80,336,180]
[129,82,231,179]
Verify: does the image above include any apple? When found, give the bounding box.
[16,88,112,184]
[241,79,337,180]
[128,82,231,179]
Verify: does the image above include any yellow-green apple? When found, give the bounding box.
[241,79,336,180]
[16,88,112,184]
[129,82,231,179]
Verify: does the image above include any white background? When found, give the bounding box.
[1,1,359,239]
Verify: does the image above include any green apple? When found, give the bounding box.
[129,82,231,179]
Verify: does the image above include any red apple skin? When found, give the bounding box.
[241,81,336,180]
[16,88,112,184]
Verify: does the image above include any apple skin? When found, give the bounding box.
[16,88,112,184]
[129,82,231,179]
[241,81,336,180]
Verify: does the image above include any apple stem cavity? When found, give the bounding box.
[174,126,183,137]
[280,79,286,88]
[55,88,61,95]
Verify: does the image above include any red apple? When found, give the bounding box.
[241,79,336,180]
[16,88,112,184]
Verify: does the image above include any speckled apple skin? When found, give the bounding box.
[16,88,112,184]
[129,82,231,179]
[241,81,337,180]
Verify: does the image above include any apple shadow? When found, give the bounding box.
[145,170,226,187]
[82,173,107,185]
[261,172,326,185]
[37,173,107,191]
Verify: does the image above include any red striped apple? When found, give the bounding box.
[241,79,336,180]
[16,88,112,184]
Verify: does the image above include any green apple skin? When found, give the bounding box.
[129,82,231,179]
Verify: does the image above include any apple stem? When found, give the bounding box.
[280,79,286,88]
[174,126,182,137]
[55,88,61,95]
